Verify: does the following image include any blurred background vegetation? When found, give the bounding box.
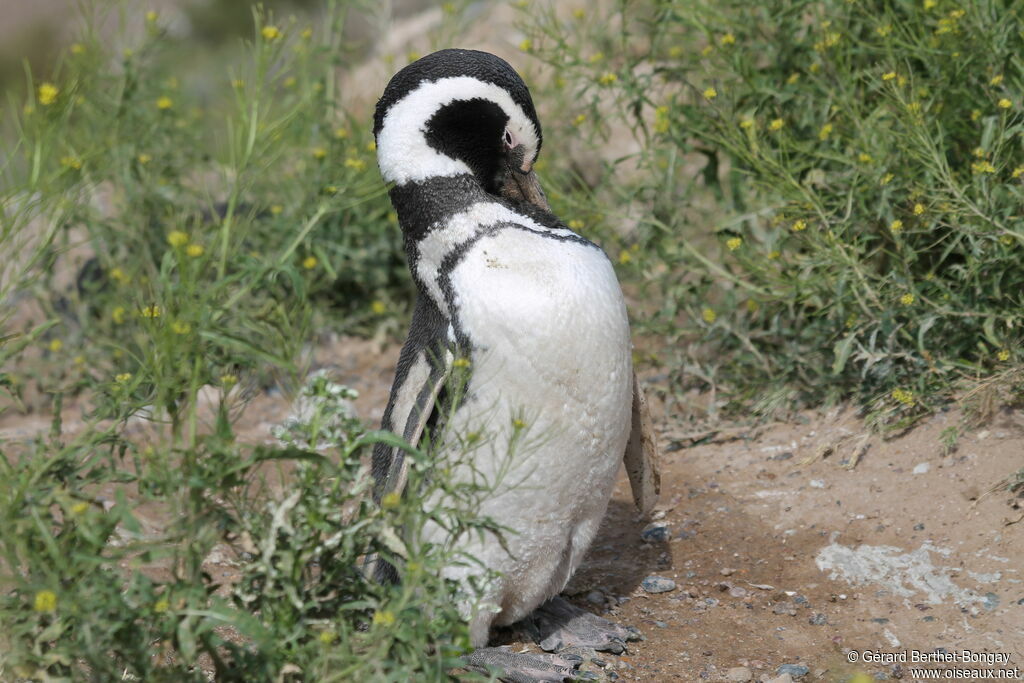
[1,0,1022,678]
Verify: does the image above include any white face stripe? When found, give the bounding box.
[415,201,578,315]
[376,76,540,185]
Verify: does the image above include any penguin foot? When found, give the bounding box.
[461,646,593,682]
[530,596,638,655]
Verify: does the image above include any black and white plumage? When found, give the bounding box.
[370,49,659,668]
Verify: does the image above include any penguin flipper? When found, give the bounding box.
[623,370,660,516]
[371,298,454,501]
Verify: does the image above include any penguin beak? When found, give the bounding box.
[500,148,550,212]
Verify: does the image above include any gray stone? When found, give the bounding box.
[726,666,753,682]
[776,663,810,678]
[808,613,827,625]
[641,575,676,594]
[641,523,670,542]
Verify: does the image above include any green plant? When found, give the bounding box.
[522,0,1024,426]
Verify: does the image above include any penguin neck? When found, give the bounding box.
[390,173,491,245]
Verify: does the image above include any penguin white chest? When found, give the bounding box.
[447,227,632,505]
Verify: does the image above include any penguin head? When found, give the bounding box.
[374,49,548,209]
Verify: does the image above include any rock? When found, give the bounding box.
[912,462,930,474]
[726,666,753,682]
[586,590,605,606]
[776,663,810,678]
[720,567,736,576]
[809,479,825,488]
[913,523,925,530]
[772,602,797,616]
[653,620,667,628]
[766,675,794,683]
[729,586,749,599]
[641,523,670,542]
[983,592,1000,610]
[809,613,827,625]
[641,576,676,594]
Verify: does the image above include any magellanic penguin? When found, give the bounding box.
[371,48,660,680]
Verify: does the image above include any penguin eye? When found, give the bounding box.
[503,129,515,148]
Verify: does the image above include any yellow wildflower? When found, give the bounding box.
[283,76,297,88]
[115,372,132,383]
[302,256,318,270]
[112,306,126,324]
[720,33,736,46]
[971,109,981,121]
[220,373,238,387]
[70,501,89,515]
[769,118,784,131]
[519,39,532,52]
[270,204,284,215]
[319,630,337,644]
[876,24,892,37]
[60,155,82,170]
[899,293,914,305]
[668,45,683,58]
[858,152,873,163]
[373,610,396,626]
[880,173,894,186]
[573,113,586,127]
[33,590,57,612]
[768,250,781,259]
[997,349,1011,361]
[882,71,896,81]
[70,43,85,55]
[186,243,204,257]
[573,8,586,20]
[726,237,742,251]
[701,45,714,57]
[588,52,604,64]
[701,307,717,324]
[301,28,313,40]
[73,355,85,365]
[998,98,1012,109]
[809,62,821,74]
[167,230,189,248]
[1012,166,1024,179]
[381,492,401,509]
[924,0,937,8]
[703,87,718,100]
[137,153,152,164]
[172,321,191,335]
[739,117,754,130]
[971,160,996,174]
[890,219,903,234]
[791,219,807,232]
[746,299,759,313]
[37,83,59,106]
[155,95,173,110]
[818,123,833,140]
[599,72,618,86]
[145,10,158,22]
[261,26,281,41]
[891,388,914,405]
[371,300,387,315]
[141,305,160,318]
[312,147,327,160]
[334,127,349,139]
[110,268,130,285]
[652,106,670,134]
[567,219,584,230]
[153,599,170,613]
[990,74,1004,86]
[787,72,800,85]
[453,358,471,368]
[48,339,63,352]
[345,157,366,171]
[618,250,632,264]
[366,140,376,152]
[913,203,925,215]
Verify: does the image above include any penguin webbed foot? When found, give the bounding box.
[530,596,638,655]
[461,646,594,682]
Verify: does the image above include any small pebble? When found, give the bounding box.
[912,462,930,474]
[913,523,925,531]
[726,666,753,682]
[641,575,676,594]
[983,592,1000,610]
[792,594,808,605]
[809,613,827,625]
[809,479,825,488]
[704,597,719,607]
[720,567,736,576]
[653,620,667,628]
[770,452,793,461]
[729,586,749,599]
[767,675,794,683]
[776,663,810,678]
[586,590,605,606]
[772,602,797,616]
[641,523,670,543]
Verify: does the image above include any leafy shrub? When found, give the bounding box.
[523,0,1024,425]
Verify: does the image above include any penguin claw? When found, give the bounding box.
[461,646,585,682]
[530,596,638,654]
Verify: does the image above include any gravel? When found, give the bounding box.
[726,666,752,681]
[641,575,676,594]
[776,663,810,678]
